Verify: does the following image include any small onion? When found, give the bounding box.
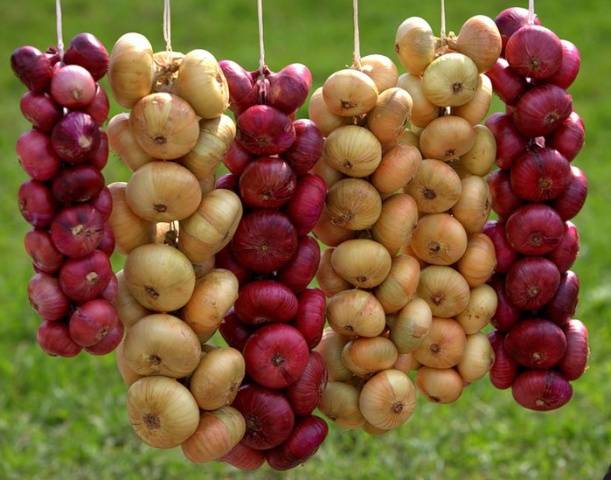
[487,58,527,106]
[342,337,398,376]
[234,280,298,326]
[284,119,324,175]
[115,270,150,328]
[16,129,60,181]
[327,289,386,338]
[390,297,433,353]
[417,266,470,318]
[361,54,399,92]
[236,105,296,156]
[326,178,382,231]
[317,248,351,298]
[374,255,420,314]
[307,87,351,136]
[313,210,354,247]
[458,124,496,176]
[505,25,562,80]
[286,174,327,236]
[395,17,436,76]
[51,112,100,163]
[19,91,62,133]
[331,239,392,289]
[506,257,561,311]
[457,284,497,334]
[372,193,419,256]
[314,328,352,382]
[324,125,382,178]
[322,69,378,117]
[18,180,56,228]
[547,222,580,273]
[416,367,464,403]
[414,317,466,368]
[278,237,320,293]
[37,321,81,357]
[483,221,518,274]
[511,370,573,411]
[559,319,589,381]
[451,15,502,73]
[488,169,523,218]
[107,113,153,171]
[371,144,421,194]
[422,53,479,107]
[548,112,585,162]
[397,73,439,128]
[452,175,491,234]
[28,273,70,322]
[420,116,476,161]
[457,333,493,383]
[488,332,518,389]
[514,84,573,138]
[411,213,468,266]
[367,87,413,145]
[406,159,462,213]
[294,289,326,349]
[457,233,496,287]
[485,113,527,169]
[107,182,153,255]
[551,166,588,221]
[506,204,566,255]
[319,382,364,429]
[549,40,581,89]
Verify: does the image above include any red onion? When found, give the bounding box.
[506,204,565,255]
[215,173,239,191]
[215,246,251,285]
[514,85,573,138]
[294,288,326,348]
[51,65,96,109]
[504,318,567,368]
[64,33,109,80]
[551,166,587,220]
[266,416,328,471]
[98,224,115,256]
[547,112,585,162]
[495,7,541,52]
[231,210,298,274]
[267,64,312,114]
[52,165,104,204]
[488,332,518,389]
[232,384,295,450]
[11,46,53,93]
[236,105,296,156]
[283,120,324,175]
[87,131,109,170]
[548,40,581,89]
[69,299,117,347]
[101,272,118,303]
[16,130,61,181]
[85,321,123,355]
[83,86,110,125]
[224,141,253,175]
[24,229,64,274]
[506,25,562,80]
[45,47,61,67]
[91,187,112,221]
[243,323,309,389]
[37,321,82,357]
[485,113,528,169]
[559,319,589,380]
[512,369,573,411]
[277,237,320,293]
[18,180,56,228]
[239,157,297,209]
[219,60,259,114]
[51,112,101,163]
[286,174,327,236]
[506,257,561,310]
[50,205,104,258]
[483,221,518,274]
[545,271,579,324]
[489,275,521,332]
[28,273,70,322]
[488,170,523,218]
[287,351,327,416]
[220,311,254,351]
[59,250,112,303]
[235,280,299,325]
[510,148,571,202]
[486,59,527,105]
[547,222,579,273]
[221,442,265,471]
[19,92,62,132]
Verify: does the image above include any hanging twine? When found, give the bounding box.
[257,0,266,74]
[352,0,362,68]
[528,0,535,25]
[163,0,172,52]
[56,0,64,58]
[440,0,447,41]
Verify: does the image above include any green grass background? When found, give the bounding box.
[1,0,610,478]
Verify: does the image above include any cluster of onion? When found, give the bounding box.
[393,15,503,403]
[106,33,248,462]
[310,54,421,435]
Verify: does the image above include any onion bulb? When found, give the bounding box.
[411,213,468,265]
[308,87,351,136]
[395,17,436,76]
[372,144,421,194]
[457,233,496,287]
[450,15,502,72]
[319,382,364,429]
[414,317,466,368]
[324,126,382,178]
[374,255,420,314]
[107,113,153,171]
[457,125,496,176]
[453,75,493,126]
[342,337,398,376]
[390,297,433,353]
[331,239,392,289]
[116,341,142,386]
[327,289,386,338]
[416,367,464,403]
[109,33,154,108]
[367,88,413,145]
[314,329,352,382]
[422,53,479,107]
[372,193,419,256]
[316,248,351,297]
[115,269,150,328]
[397,73,439,128]
[456,284,497,334]
[417,266,470,317]
[457,333,493,383]
[313,210,354,247]
[325,179,382,231]
[107,182,153,255]
[420,116,476,161]
[406,159,462,213]
[452,176,491,234]
[322,69,379,117]
[360,54,399,92]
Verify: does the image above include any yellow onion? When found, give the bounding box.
[390,297,433,353]
[361,54,399,92]
[450,15,502,73]
[182,407,245,463]
[192,256,216,280]
[452,176,491,233]
[397,74,439,128]
[109,33,154,108]
[124,243,196,311]
[393,353,420,373]
[126,161,201,222]
[411,213,468,265]
[416,367,464,403]
[127,376,199,449]
[372,144,421,194]
[312,156,344,188]
[372,193,419,255]
[130,92,200,160]
[414,317,466,368]
[116,341,142,386]
[108,182,153,255]
[405,159,462,213]
[179,189,243,262]
[313,210,355,247]
[308,87,351,136]
[190,347,245,411]
[395,17,436,76]
[456,124,496,176]
[107,113,153,171]
[417,266,470,317]
[458,332,493,383]
[456,284,497,334]
[323,69,379,117]
[314,329,353,382]
[123,314,201,377]
[152,50,184,92]
[326,179,382,231]
[327,289,386,338]
[317,248,351,297]
[422,53,479,107]
[342,337,399,376]
[115,269,150,327]
[319,382,364,429]
[331,239,392,289]
[174,49,229,119]
[419,116,476,161]
[375,256,421,314]
[457,233,496,287]
[453,75,493,125]
[324,126,382,178]
[359,369,416,430]
[183,269,239,341]
[367,88,413,145]
[179,115,236,180]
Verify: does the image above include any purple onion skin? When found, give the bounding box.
[11,46,53,92]
[545,271,580,324]
[51,112,101,163]
[63,33,109,81]
[512,369,573,411]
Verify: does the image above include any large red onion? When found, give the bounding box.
[512,369,573,411]
[51,112,101,163]
[294,288,326,348]
[24,230,64,274]
[547,222,579,273]
[506,257,561,310]
[58,250,112,303]
[63,33,109,81]
[69,298,117,347]
[19,92,62,132]
[486,59,527,105]
[267,64,312,114]
[287,351,327,416]
[235,280,299,325]
[50,65,96,109]
[488,170,523,218]
[52,165,105,204]
[504,318,567,368]
[545,271,579,324]
[28,273,70,322]
[506,204,566,255]
[483,221,518,274]
[510,148,571,202]
[11,46,53,92]
[236,105,296,156]
[559,319,589,380]
[85,321,123,355]
[284,120,324,175]
[485,113,528,169]
[239,157,297,209]
[219,311,253,351]
[506,25,563,80]
[495,7,541,52]
[277,237,320,293]
[16,130,61,181]
[50,205,104,258]
[489,275,521,332]
[551,166,588,220]
[219,60,259,114]
[548,40,581,89]
[547,112,585,162]
[286,174,327,236]
[514,85,573,138]
[37,321,82,357]
[18,180,56,229]
[488,332,518,389]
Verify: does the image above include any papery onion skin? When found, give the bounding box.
[506,257,561,311]
[50,64,96,109]
[287,351,328,416]
[495,7,541,51]
[19,181,56,228]
[50,205,104,259]
[277,237,320,293]
[51,112,101,163]
[267,63,313,114]
[28,273,70,322]
[505,25,563,80]
[559,319,589,380]
[548,40,581,89]
[284,119,324,175]
[488,332,518,389]
[69,299,118,347]
[514,85,573,138]
[24,230,64,274]
[545,271,580,324]
[488,275,521,333]
[294,289,326,349]
[219,60,258,114]
[236,105,296,156]
[85,321,124,355]
[548,112,585,162]
[551,166,588,221]
[234,280,299,325]
[64,32,110,81]
[286,174,327,237]
[17,130,61,182]
[20,92,62,133]
[506,204,566,256]
[11,46,54,92]
[486,59,527,105]
[504,318,567,369]
[59,250,112,303]
[512,369,573,411]
[510,148,571,202]
[547,222,579,273]
[37,321,82,357]
[238,157,296,209]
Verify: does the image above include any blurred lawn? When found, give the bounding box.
[1,0,610,478]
